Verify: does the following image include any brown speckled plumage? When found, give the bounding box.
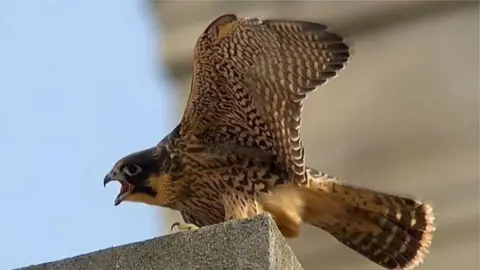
[104,14,435,270]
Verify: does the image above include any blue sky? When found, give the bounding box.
[0,1,178,268]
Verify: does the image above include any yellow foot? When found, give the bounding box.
[170,222,200,232]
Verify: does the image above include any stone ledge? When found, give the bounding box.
[18,214,303,270]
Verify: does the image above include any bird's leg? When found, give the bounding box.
[170,221,199,232]
[257,184,304,238]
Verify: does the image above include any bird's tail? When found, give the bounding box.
[259,168,435,270]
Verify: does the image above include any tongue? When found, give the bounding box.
[119,182,129,195]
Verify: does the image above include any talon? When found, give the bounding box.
[170,222,181,231]
[170,222,199,232]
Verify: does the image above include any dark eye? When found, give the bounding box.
[122,164,142,176]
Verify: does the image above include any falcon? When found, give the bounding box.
[103,14,435,270]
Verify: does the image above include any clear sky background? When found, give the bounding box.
[0,1,178,269]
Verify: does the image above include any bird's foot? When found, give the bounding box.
[170,222,199,232]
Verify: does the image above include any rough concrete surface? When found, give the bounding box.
[18,214,303,270]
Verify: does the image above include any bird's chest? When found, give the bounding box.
[169,142,287,227]
[174,165,283,227]
[178,198,226,227]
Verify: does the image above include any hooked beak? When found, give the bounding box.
[103,173,113,187]
[103,172,134,206]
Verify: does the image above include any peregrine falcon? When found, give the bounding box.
[103,14,435,270]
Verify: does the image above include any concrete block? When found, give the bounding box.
[18,214,303,270]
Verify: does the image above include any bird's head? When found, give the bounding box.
[103,146,174,207]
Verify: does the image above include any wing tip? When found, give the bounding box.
[263,18,348,49]
[264,19,328,32]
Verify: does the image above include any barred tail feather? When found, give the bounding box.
[259,169,435,270]
[309,196,435,270]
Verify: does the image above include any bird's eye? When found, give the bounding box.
[122,164,142,176]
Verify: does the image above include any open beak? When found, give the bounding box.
[103,173,134,206]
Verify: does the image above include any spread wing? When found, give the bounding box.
[177,14,350,185]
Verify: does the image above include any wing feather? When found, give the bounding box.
[177,14,350,185]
